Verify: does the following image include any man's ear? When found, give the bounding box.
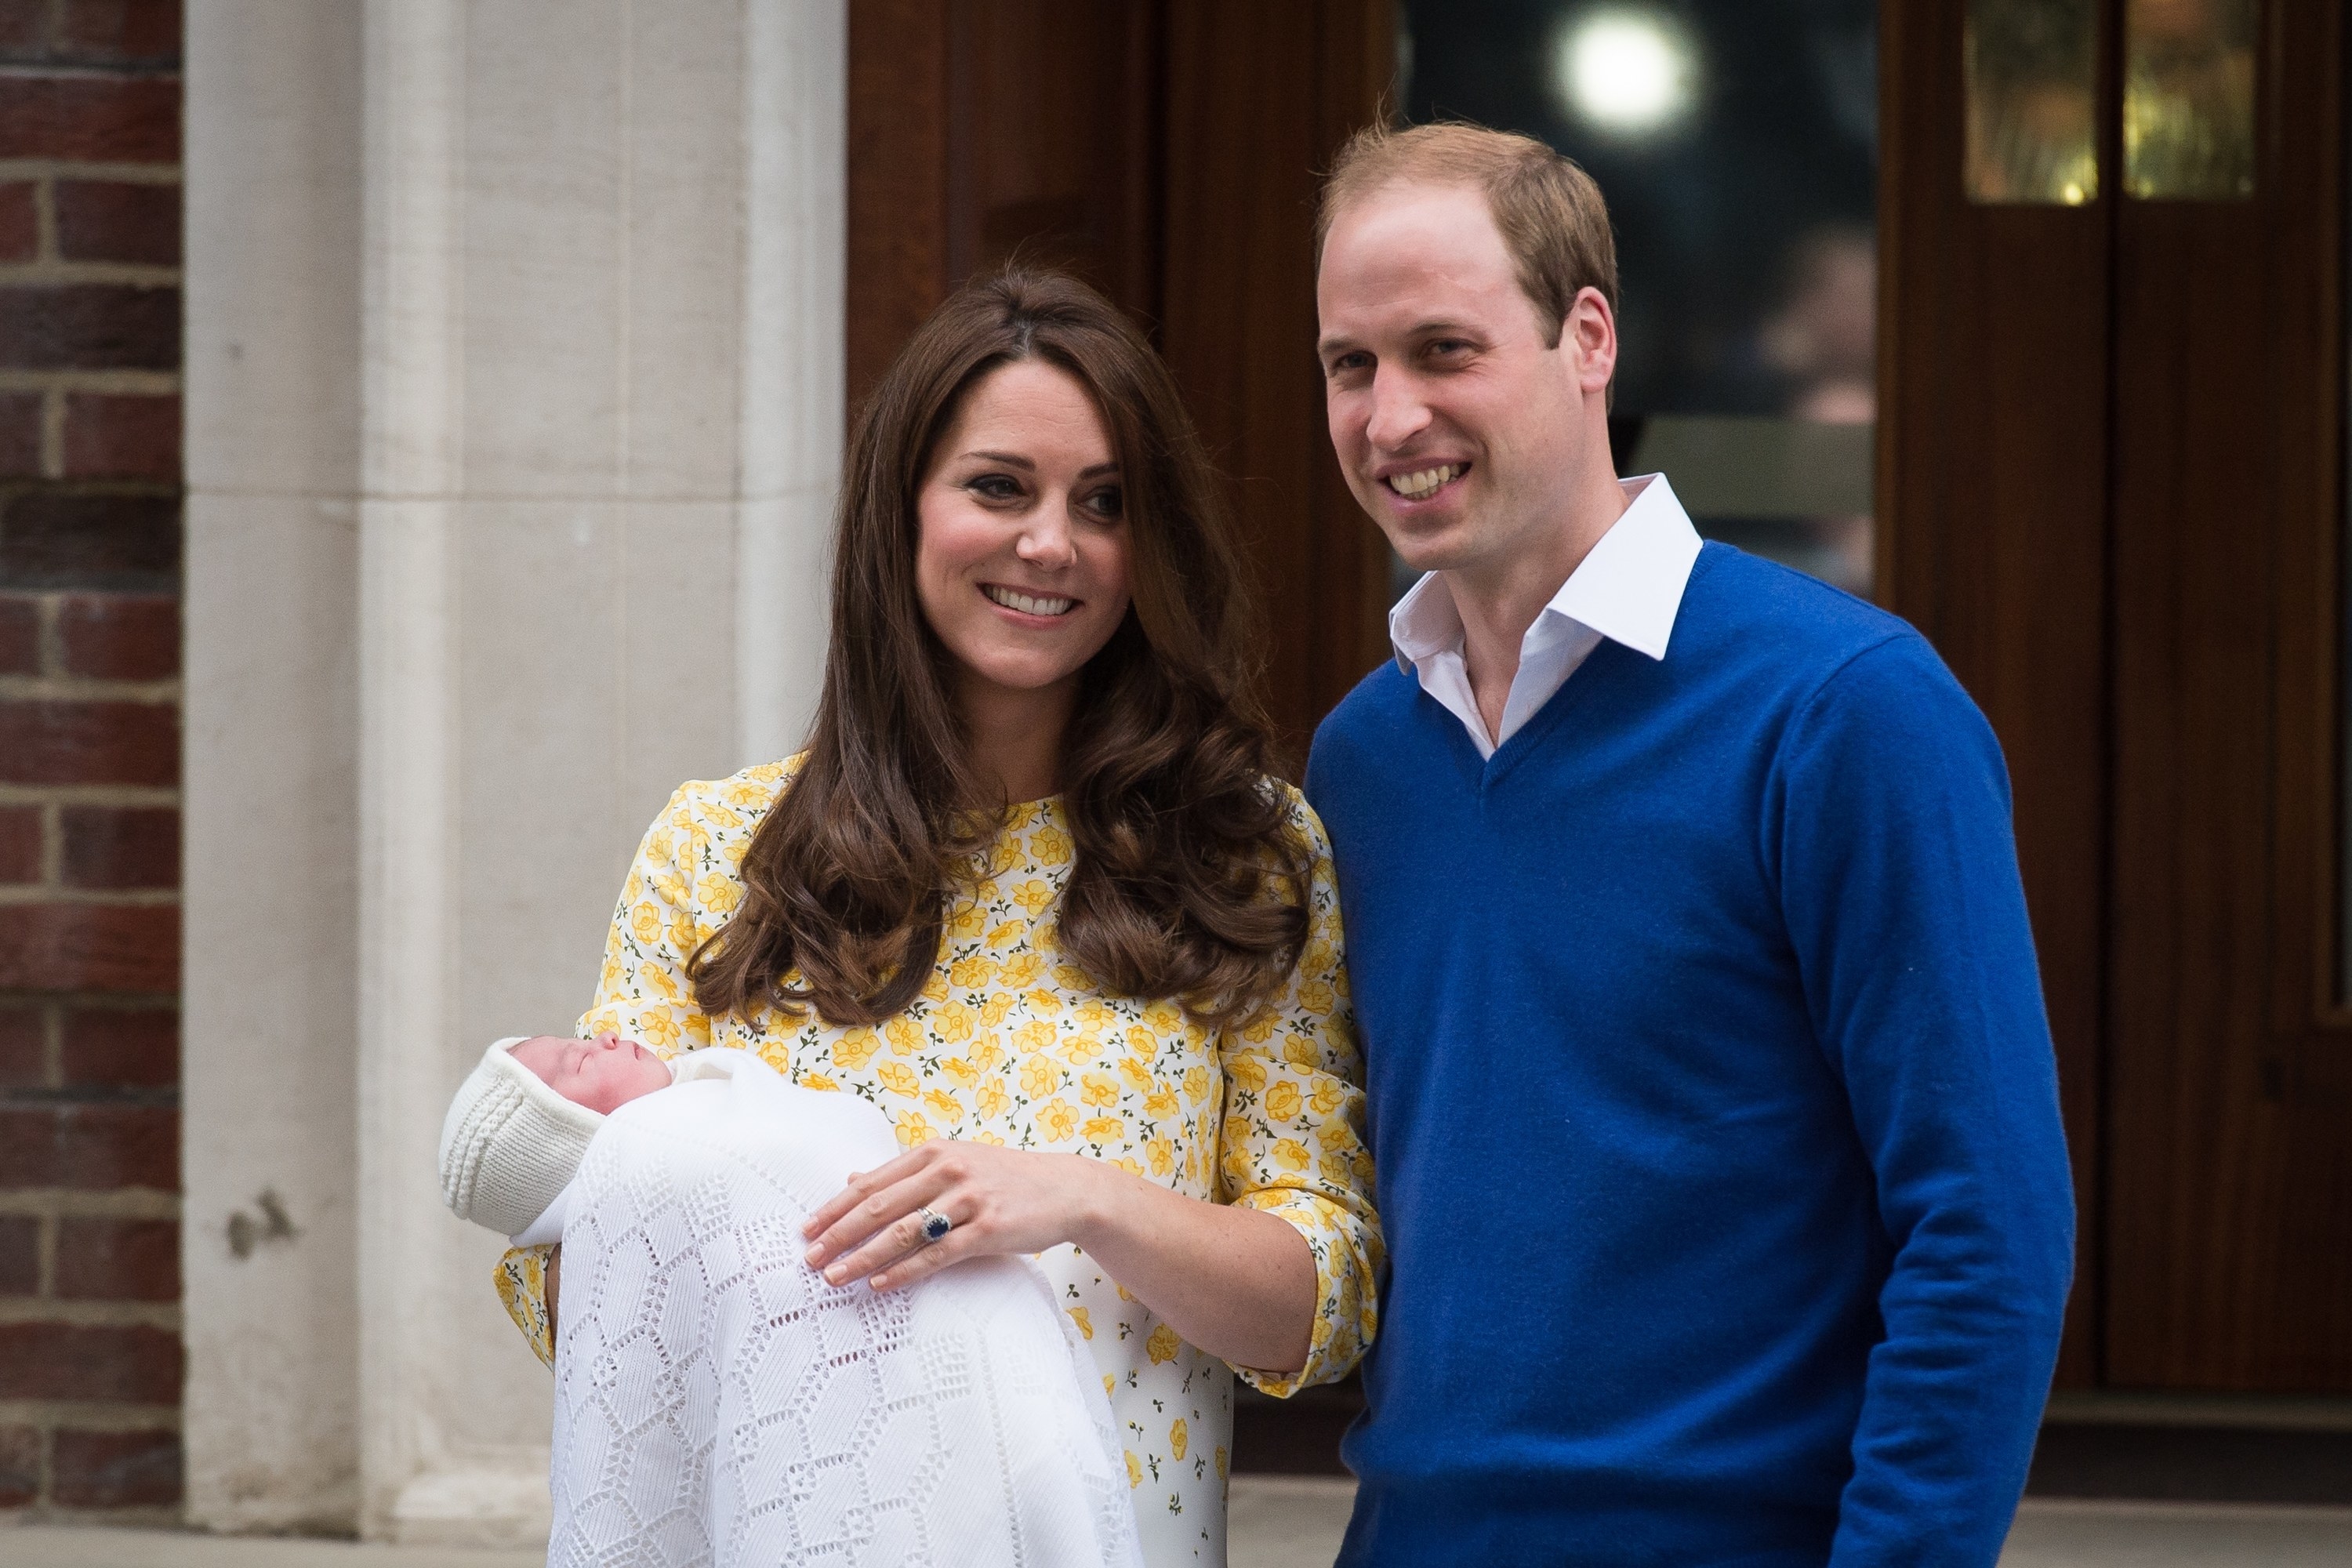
[1564,285,1617,396]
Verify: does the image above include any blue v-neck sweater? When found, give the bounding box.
[1305,545,2074,1568]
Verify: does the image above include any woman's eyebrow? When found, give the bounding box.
[963,449,1036,469]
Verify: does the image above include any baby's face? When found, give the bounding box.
[511,1033,672,1115]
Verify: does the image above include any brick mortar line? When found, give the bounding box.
[0,786,178,809]
[0,1298,179,1329]
[0,260,180,288]
[0,1399,181,1430]
[0,368,178,394]
[0,1192,180,1219]
[0,160,180,184]
[0,64,184,84]
[0,886,180,908]
[36,383,62,477]
[0,675,182,702]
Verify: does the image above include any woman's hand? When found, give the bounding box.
[801,1137,1318,1374]
[802,1140,1112,1292]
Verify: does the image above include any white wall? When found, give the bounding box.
[182,0,843,1542]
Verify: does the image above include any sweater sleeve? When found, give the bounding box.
[1773,636,2075,1567]
[1215,791,1385,1396]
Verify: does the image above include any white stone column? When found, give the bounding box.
[183,0,844,1543]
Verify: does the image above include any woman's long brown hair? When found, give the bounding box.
[690,267,1311,1029]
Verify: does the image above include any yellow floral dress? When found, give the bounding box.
[495,757,1381,1566]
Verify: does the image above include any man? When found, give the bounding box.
[1303,122,2074,1566]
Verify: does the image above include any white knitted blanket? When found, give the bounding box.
[546,1048,1145,1568]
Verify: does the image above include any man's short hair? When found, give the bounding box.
[1318,121,1619,350]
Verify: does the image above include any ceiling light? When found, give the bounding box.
[1555,8,1700,139]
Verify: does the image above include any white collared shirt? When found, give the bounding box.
[1388,473,1704,759]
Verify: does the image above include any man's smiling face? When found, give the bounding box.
[1316,180,1606,582]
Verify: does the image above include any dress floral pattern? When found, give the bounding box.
[495,757,1381,1566]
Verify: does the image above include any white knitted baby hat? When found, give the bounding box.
[437,1037,606,1237]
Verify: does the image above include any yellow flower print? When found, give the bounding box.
[1303,938,1333,974]
[1272,1138,1310,1172]
[1024,987,1065,1017]
[1144,1087,1179,1120]
[1310,1078,1345,1116]
[798,1072,840,1092]
[877,1061,920,1098]
[630,902,663,945]
[1006,800,1040,830]
[1082,1115,1125,1144]
[968,1040,1005,1073]
[1054,962,1094,991]
[975,1079,1010,1118]
[1181,1065,1210,1103]
[653,871,690,906]
[1118,1058,1154,1094]
[1296,978,1336,1017]
[721,777,769,807]
[1019,1056,1061,1098]
[896,1112,935,1147]
[1216,1446,1228,1480]
[1227,1057,1266,1092]
[1145,1137,1174,1177]
[1109,1156,1143,1177]
[979,993,1015,1027]
[1263,1080,1302,1122]
[833,1028,880,1070]
[1241,1011,1278,1044]
[920,971,950,1004]
[1011,880,1055,916]
[1079,1073,1120,1109]
[885,1018,922,1056]
[1170,1418,1189,1460]
[1031,824,1073,864]
[942,1057,978,1088]
[1283,1035,1320,1069]
[744,759,787,782]
[639,1011,682,1052]
[949,955,996,989]
[949,900,986,938]
[1319,1149,1352,1185]
[667,910,702,954]
[695,873,742,915]
[1060,1034,1103,1067]
[1145,1323,1181,1365]
[986,920,1024,948]
[1036,1098,1078,1142]
[997,953,1044,989]
[1142,1001,1181,1034]
[702,800,745,830]
[1013,1019,1056,1057]
[1125,1451,1142,1487]
[599,954,626,994]
[646,829,673,866]
[932,1000,976,1044]
[1124,1025,1157,1059]
[974,1130,1006,1146]
[1068,1306,1094,1340]
[643,964,681,1003]
[923,1088,964,1123]
[1314,1120,1354,1152]
[1073,999,1116,1030]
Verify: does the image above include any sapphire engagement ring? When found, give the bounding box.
[916,1207,953,1243]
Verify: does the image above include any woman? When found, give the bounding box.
[494,267,1379,1565]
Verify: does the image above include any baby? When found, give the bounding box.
[437,1033,1142,1568]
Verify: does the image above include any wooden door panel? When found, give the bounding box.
[2103,0,2350,1390]
[1880,0,2114,1386]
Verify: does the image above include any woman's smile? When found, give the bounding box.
[980,582,1080,619]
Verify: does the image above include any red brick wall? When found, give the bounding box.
[0,0,183,1520]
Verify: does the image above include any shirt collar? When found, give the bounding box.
[1389,473,1704,671]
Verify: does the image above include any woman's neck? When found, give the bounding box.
[955,670,1077,805]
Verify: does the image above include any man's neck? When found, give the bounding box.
[1444,466,1629,742]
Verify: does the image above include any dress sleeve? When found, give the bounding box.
[1216,790,1384,1396]
[494,779,730,1366]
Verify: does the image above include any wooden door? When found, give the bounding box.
[1886,0,2351,1391]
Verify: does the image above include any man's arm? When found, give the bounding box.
[1774,635,2075,1567]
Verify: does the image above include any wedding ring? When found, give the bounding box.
[916,1207,953,1243]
